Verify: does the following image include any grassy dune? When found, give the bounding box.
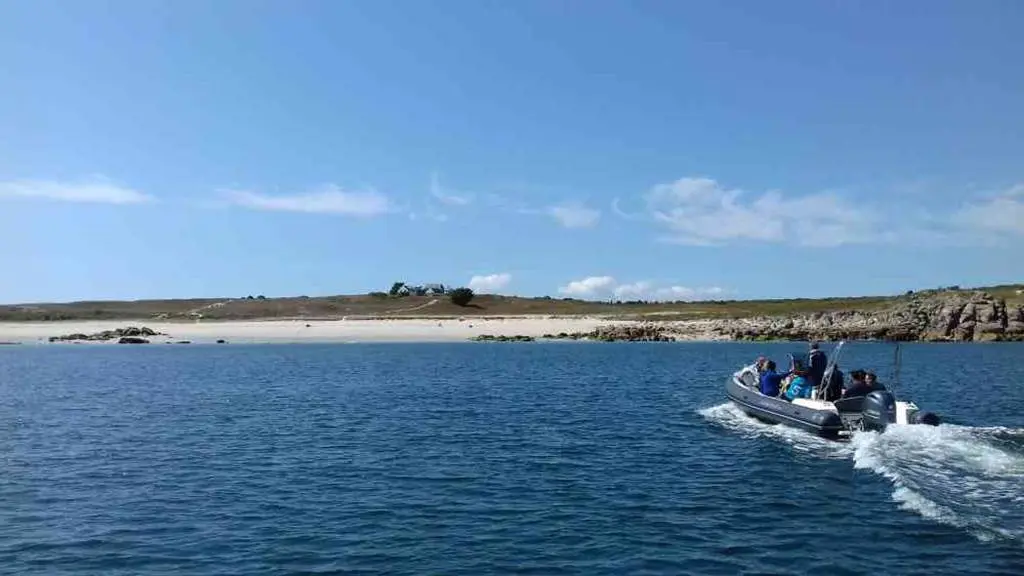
[2,284,1020,323]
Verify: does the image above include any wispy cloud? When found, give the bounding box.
[620,176,1024,248]
[430,173,473,206]
[408,208,449,222]
[546,202,601,228]
[468,272,512,293]
[638,177,873,247]
[222,185,395,216]
[0,178,153,204]
[558,275,728,301]
[951,184,1024,238]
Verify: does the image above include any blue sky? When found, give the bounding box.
[1,0,1022,303]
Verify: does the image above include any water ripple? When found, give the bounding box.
[0,342,1022,575]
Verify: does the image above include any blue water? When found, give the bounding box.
[1,342,1022,575]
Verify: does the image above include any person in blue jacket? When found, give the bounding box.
[758,360,789,397]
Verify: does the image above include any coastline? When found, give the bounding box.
[2,289,1021,345]
[0,317,675,345]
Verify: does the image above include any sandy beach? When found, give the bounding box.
[0,316,647,345]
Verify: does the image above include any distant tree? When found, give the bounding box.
[246,295,255,300]
[389,282,406,296]
[450,287,474,306]
[256,295,266,300]
[410,285,428,296]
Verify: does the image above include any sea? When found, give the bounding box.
[0,341,1022,575]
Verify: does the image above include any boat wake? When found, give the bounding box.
[699,402,1024,544]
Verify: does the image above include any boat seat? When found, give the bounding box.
[791,398,839,413]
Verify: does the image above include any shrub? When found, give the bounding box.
[450,287,474,306]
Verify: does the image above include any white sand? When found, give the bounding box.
[0,317,641,344]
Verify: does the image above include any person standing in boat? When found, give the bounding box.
[808,342,828,389]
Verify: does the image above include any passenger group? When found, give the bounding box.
[738,342,885,402]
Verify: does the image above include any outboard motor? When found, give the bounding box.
[861,390,897,432]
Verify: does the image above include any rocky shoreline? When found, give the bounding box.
[49,326,164,343]
[470,290,1024,343]
[712,290,1023,343]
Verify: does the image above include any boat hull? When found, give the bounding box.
[726,377,846,440]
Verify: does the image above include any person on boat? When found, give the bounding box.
[865,371,885,391]
[808,342,827,388]
[846,369,866,389]
[783,364,814,400]
[736,356,767,383]
[758,360,788,397]
[842,369,874,398]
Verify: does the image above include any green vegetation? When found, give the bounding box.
[449,287,474,307]
[0,284,1020,322]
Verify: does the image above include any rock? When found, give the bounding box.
[1005,320,1024,340]
[470,334,535,342]
[1012,306,1024,323]
[216,339,228,344]
[50,326,164,343]
[117,336,149,344]
[700,290,1021,343]
[541,322,677,342]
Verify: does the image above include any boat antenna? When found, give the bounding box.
[890,342,902,397]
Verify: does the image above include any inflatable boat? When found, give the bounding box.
[726,343,941,441]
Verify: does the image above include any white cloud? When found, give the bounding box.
[640,177,873,247]
[560,275,729,301]
[222,185,394,216]
[558,276,617,297]
[546,202,601,228]
[0,178,152,204]
[430,173,473,206]
[613,281,726,301]
[468,272,511,293]
[951,184,1024,237]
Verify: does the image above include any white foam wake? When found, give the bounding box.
[851,423,1024,543]
[699,402,1024,544]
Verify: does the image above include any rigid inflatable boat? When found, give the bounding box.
[726,343,941,441]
